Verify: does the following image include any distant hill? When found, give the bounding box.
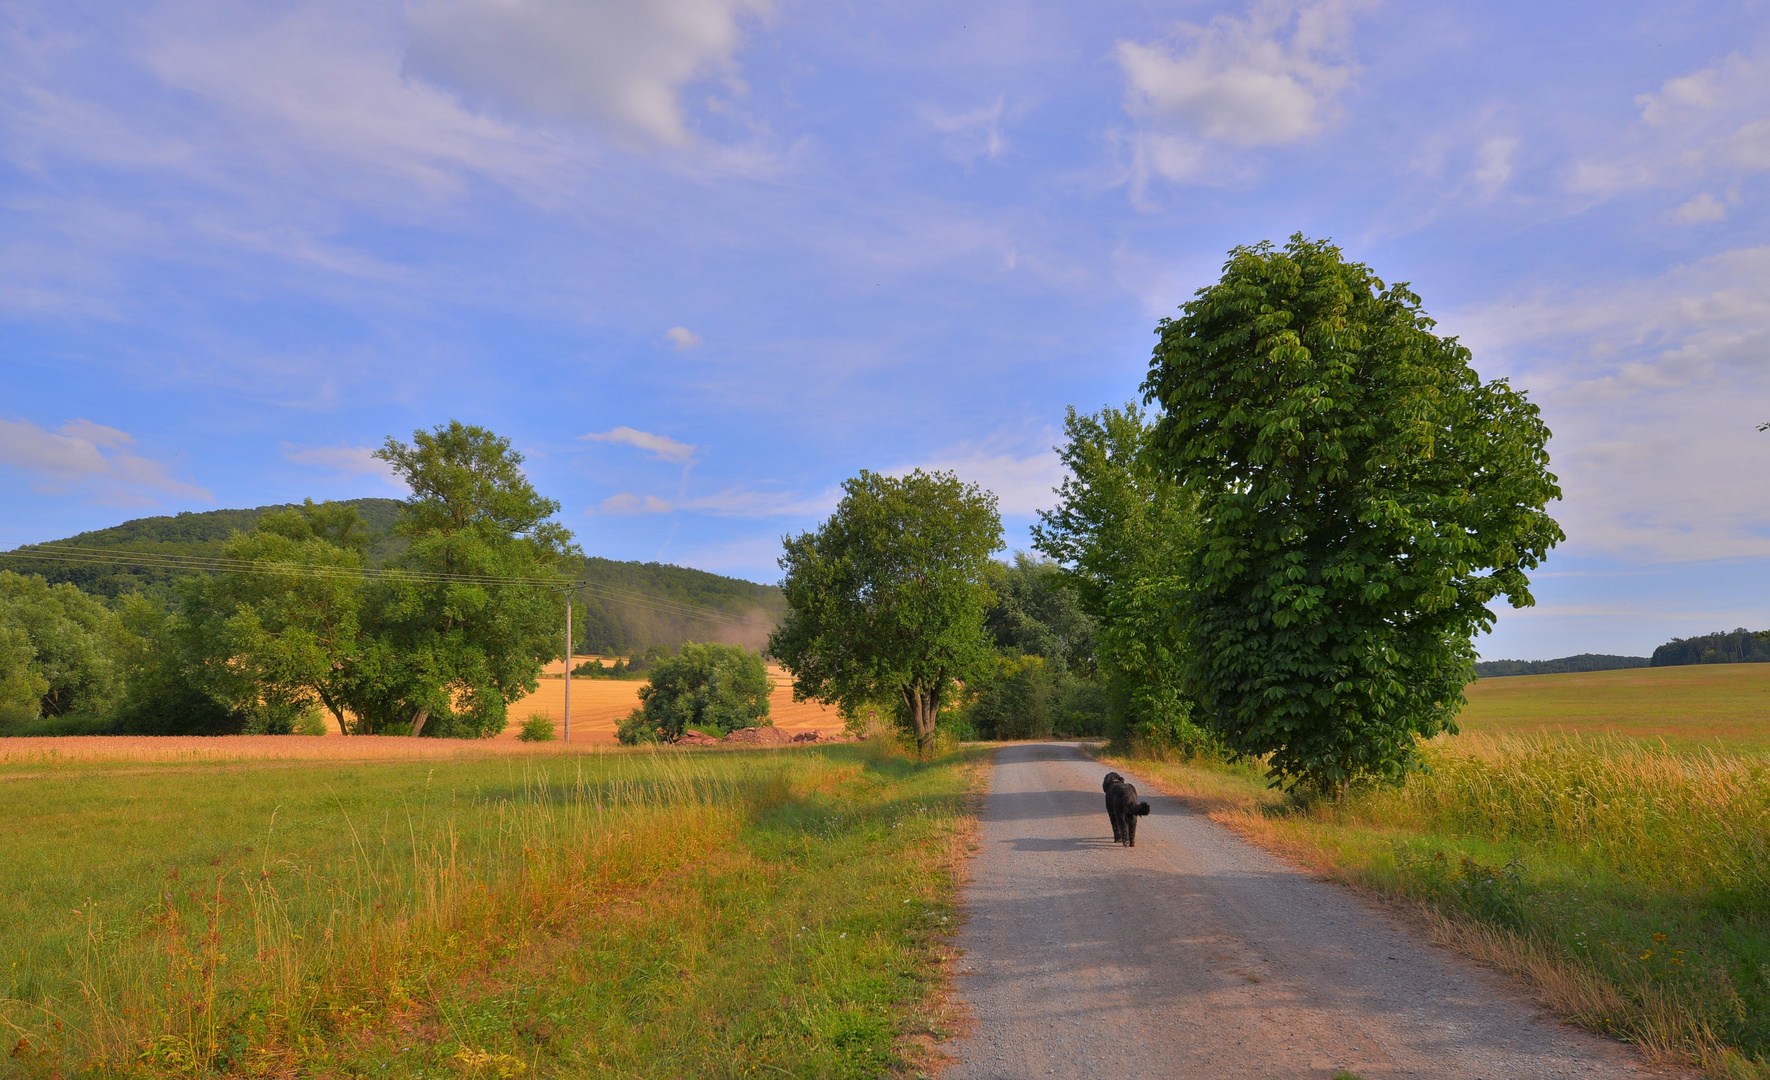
[1475,654,1651,678]
[3,501,782,654]
[1652,629,1770,667]
[2,499,408,597]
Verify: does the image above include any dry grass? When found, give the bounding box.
[1102,734,1770,1079]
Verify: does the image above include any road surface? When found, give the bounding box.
[944,742,1680,1079]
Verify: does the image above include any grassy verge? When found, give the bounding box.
[1100,735,1770,1080]
[0,741,985,1078]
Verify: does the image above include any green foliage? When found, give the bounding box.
[770,469,1003,755]
[981,554,1095,676]
[1127,699,1222,761]
[1142,235,1563,793]
[179,501,373,735]
[567,557,783,656]
[1474,653,1650,678]
[517,713,556,741]
[361,421,576,738]
[1032,404,1198,747]
[960,654,1114,741]
[1652,628,1770,667]
[617,642,771,744]
[0,571,127,727]
[110,593,246,735]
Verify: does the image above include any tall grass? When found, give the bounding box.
[1107,734,1770,1078]
[2,744,971,1077]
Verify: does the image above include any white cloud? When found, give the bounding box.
[1570,51,1770,198]
[0,418,208,503]
[921,96,1008,164]
[1471,136,1517,199]
[580,425,697,464]
[403,0,769,146]
[892,441,1065,518]
[665,326,702,349]
[280,443,406,487]
[1116,0,1369,149]
[600,492,674,514]
[1453,245,1770,562]
[678,486,840,518]
[1669,192,1727,224]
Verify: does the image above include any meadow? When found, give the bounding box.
[0,740,984,1078]
[1107,662,1770,1079]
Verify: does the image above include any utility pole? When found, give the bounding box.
[563,591,572,743]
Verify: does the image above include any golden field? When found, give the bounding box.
[1457,662,1770,749]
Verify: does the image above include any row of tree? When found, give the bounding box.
[1,422,574,737]
[766,236,1563,793]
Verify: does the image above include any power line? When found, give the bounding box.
[0,544,758,626]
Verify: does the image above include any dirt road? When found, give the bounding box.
[944,743,1679,1079]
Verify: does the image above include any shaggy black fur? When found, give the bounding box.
[1102,773,1150,846]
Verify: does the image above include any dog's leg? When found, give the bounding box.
[1125,810,1136,847]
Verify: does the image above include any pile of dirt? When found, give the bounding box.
[677,730,722,746]
[719,726,797,746]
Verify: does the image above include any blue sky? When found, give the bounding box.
[4,0,1770,661]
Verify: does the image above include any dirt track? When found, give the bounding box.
[944,743,1684,1079]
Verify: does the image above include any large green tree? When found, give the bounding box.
[616,642,772,743]
[363,422,576,737]
[1032,404,1198,736]
[1143,235,1562,792]
[769,469,1002,755]
[180,501,371,734]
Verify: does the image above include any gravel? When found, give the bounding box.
[943,742,1689,1080]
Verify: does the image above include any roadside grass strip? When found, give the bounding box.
[1103,734,1770,1080]
[0,742,987,1078]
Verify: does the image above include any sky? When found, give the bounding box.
[4,0,1770,661]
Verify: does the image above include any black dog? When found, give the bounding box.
[1102,772,1150,846]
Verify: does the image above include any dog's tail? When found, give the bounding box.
[1134,802,1150,816]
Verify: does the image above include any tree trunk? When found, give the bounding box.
[410,706,430,738]
[904,683,939,758]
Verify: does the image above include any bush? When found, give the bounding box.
[517,713,556,742]
[1128,697,1222,761]
[617,643,771,744]
[294,709,329,736]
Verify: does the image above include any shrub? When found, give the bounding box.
[617,643,770,744]
[517,714,556,742]
[294,710,329,736]
[1128,697,1222,761]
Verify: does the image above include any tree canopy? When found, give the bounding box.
[1142,235,1563,792]
[768,469,1002,755]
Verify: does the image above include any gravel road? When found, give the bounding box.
[944,743,1683,1080]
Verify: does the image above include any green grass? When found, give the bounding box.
[1106,734,1770,1079]
[1459,664,1770,749]
[0,743,984,1078]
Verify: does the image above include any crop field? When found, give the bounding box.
[1109,662,1770,1077]
[1458,663,1770,748]
[0,740,984,1078]
[428,660,845,742]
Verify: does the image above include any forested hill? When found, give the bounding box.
[4,499,408,596]
[4,501,783,655]
[1474,654,1650,678]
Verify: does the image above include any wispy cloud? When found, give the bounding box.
[580,425,697,464]
[664,325,702,349]
[0,418,208,504]
[678,486,840,518]
[892,438,1065,518]
[1455,243,1770,562]
[600,492,674,514]
[280,443,405,487]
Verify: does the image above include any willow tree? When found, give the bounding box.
[1143,235,1562,793]
[769,469,1001,755]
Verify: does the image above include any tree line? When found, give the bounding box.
[1,422,574,737]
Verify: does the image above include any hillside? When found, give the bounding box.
[4,501,783,654]
[1651,628,1770,666]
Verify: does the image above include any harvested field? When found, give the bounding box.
[500,657,847,742]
